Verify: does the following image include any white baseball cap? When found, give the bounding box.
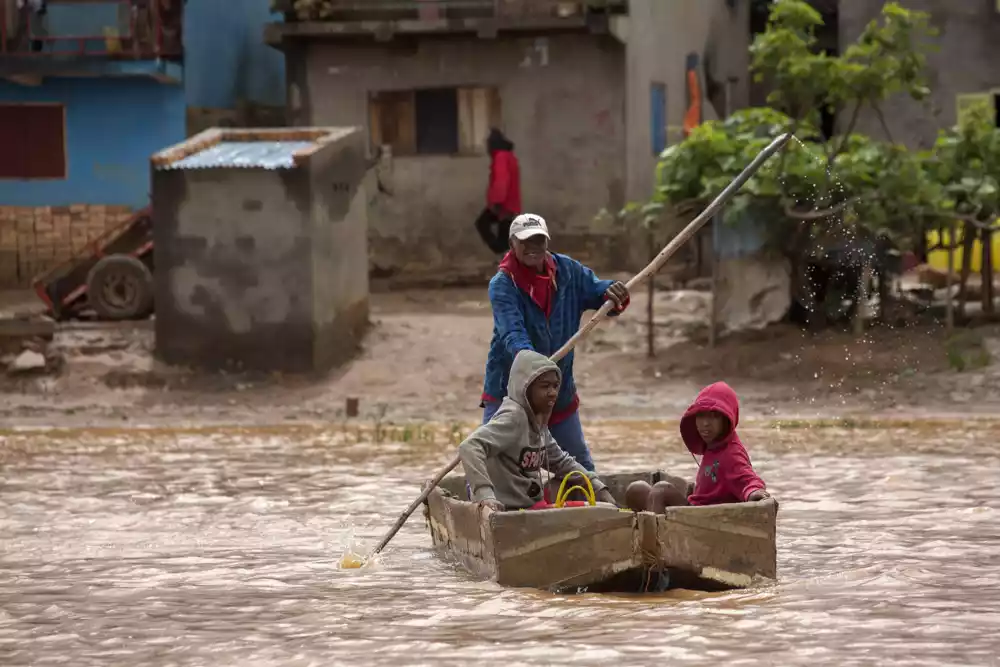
[509,213,550,241]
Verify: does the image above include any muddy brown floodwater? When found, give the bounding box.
[1,419,999,666]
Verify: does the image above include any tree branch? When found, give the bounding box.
[668,199,704,216]
[784,197,862,220]
[873,104,894,143]
[816,101,864,202]
[914,208,1000,231]
[833,101,864,160]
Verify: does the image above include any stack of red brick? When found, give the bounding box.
[0,205,133,287]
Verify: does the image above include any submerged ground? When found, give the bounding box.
[1,288,999,665]
[2,419,998,666]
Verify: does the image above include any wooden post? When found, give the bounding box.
[959,222,975,319]
[946,221,956,333]
[982,226,994,316]
[709,246,719,347]
[647,226,656,358]
[709,214,720,348]
[853,256,872,337]
[709,78,737,349]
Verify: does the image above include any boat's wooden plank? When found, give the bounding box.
[495,510,630,558]
[426,488,498,578]
[641,498,778,581]
[491,507,637,589]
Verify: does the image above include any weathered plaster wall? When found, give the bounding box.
[307,130,371,370]
[153,167,314,371]
[839,0,1000,148]
[290,34,626,283]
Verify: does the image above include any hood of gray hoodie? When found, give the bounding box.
[457,350,603,509]
[506,349,561,425]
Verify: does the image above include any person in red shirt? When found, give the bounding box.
[475,128,522,254]
[624,381,771,512]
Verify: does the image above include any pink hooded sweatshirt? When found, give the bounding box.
[680,382,766,506]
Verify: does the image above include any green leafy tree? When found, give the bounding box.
[633,0,1000,328]
[646,0,939,252]
[921,100,1000,315]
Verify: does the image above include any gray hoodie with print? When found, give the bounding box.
[458,350,607,510]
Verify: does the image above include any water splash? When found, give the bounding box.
[337,524,381,570]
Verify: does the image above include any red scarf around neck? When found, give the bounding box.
[499,251,557,317]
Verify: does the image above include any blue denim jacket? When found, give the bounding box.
[481,252,616,414]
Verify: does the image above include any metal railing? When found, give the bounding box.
[0,0,182,58]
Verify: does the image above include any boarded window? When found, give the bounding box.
[369,86,501,156]
[0,104,67,179]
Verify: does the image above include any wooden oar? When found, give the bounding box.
[347,132,793,567]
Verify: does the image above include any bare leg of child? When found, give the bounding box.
[624,480,652,512]
[648,481,689,513]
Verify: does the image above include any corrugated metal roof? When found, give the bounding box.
[162,141,315,170]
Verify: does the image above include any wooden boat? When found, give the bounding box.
[424,470,777,592]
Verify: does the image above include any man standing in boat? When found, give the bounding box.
[481,214,630,471]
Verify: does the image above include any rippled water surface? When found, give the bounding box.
[2,419,999,666]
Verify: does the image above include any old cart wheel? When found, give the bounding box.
[86,254,154,321]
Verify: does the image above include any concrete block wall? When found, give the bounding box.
[0,205,134,287]
[151,127,370,374]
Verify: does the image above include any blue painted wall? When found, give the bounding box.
[19,0,285,108]
[0,0,284,208]
[184,0,285,108]
[0,78,185,207]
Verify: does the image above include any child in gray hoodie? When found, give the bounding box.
[458,350,616,511]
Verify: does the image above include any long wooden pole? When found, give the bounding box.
[366,452,462,559]
[362,132,793,562]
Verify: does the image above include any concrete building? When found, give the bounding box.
[151,128,371,373]
[839,0,1000,148]
[0,0,286,288]
[266,0,752,284]
[185,0,287,134]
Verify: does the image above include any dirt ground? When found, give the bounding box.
[2,286,1000,429]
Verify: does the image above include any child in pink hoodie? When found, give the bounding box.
[625,381,770,513]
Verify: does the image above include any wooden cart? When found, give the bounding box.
[32,207,154,321]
